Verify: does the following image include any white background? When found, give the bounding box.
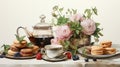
[0,0,120,46]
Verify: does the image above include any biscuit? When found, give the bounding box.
[10,45,19,52]
[91,46,104,55]
[32,46,40,54]
[14,40,27,48]
[104,47,116,54]
[100,40,112,48]
[20,48,33,57]
[7,50,18,56]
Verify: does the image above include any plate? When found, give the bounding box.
[78,46,120,59]
[5,54,36,59]
[42,54,67,62]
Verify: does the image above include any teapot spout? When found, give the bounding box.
[17,26,33,37]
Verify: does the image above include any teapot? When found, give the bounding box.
[17,15,53,48]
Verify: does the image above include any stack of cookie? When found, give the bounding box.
[7,40,39,57]
[100,41,116,55]
[91,41,116,55]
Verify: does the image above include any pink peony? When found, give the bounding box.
[53,25,72,40]
[70,14,84,22]
[81,19,96,35]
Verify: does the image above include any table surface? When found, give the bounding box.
[0,54,120,67]
[0,44,120,67]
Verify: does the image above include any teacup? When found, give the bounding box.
[41,45,64,58]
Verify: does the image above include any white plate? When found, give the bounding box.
[78,46,120,59]
[42,54,67,62]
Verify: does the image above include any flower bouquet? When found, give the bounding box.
[51,6,103,55]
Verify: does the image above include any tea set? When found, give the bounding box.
[1,15,117,62]
[10,15,67,61]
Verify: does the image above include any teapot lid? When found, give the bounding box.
[33,15,51,29]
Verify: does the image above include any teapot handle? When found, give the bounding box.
[16,26,32,37]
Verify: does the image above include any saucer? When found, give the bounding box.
[42,54,67,62]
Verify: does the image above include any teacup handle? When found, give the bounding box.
[41,48,46,55]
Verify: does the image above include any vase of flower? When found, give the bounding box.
[78,33,91,47]
[51,5,103,55]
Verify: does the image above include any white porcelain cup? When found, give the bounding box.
[42,45,64,58]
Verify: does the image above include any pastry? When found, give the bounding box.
[20,48,33,57]
[104,47,116,54]
[10,44,19,52]
[32,46,40,54]
[91,46,104,51]
[91,51,103,55]
[20,40,27,45]
[7,50,18,56]
[100,40,112,48]
[14,40,27,48]
[91,46,104,55]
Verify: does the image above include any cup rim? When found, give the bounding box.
[45,45,63,50]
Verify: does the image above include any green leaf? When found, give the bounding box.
[53,5,58,11]
[1,44,10,54]
[93,26,103,39]
[94,33,99,38]
[15,34,20,41]
[57,16,69,25]
[81,47,87,57]
[27,42,33,47]
[59,8,64,12]
[84,7,98,18]
[19,36,26,42]
[15,34,26,42]
[84,9,88,14]
[98,32,103,36]
[52,13,57,17]
[66,12,68,14]
[64,41,70,49]
[67,9,72,15]
[61,40,70,50]
[72,9,77,14]
[67,9,70,12]
[84,9,92,18]
[95,23,100,27]
[92,7,98,15]
[83,15,86,18]
[69,22,82,37]
[75,30,79,35]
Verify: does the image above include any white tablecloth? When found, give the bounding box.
[0,44,120,67]
[0,55,120,67]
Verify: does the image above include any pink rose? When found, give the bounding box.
[53,25,72,40]
[70,14,84,22]
[81,19,96,35]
